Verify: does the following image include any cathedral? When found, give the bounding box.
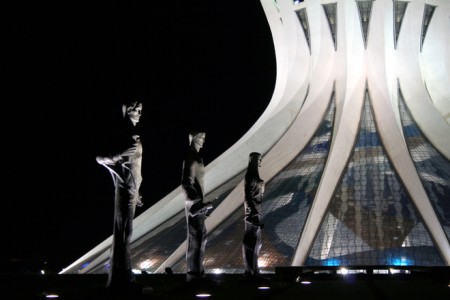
[61,0,450,275]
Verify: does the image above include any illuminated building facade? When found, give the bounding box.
[61,0,450,274]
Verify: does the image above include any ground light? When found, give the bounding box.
[195,293,212,298]
[295,276,312,285]
[44,293,59,298]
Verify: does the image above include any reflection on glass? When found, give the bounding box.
[398,86,450,242]
[306,88,445,266]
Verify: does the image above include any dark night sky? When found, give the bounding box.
[4,1,275,272]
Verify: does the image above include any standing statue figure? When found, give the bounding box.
[181,131,212,283]
[96,100,143,290]
[242,152,268,282]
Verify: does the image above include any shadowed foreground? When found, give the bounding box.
[2,267,450,300]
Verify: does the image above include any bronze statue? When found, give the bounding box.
[96,100,143,290]
[242,152,268,282]
[181,131,212,283]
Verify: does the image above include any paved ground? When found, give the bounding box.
[2,268,450,300]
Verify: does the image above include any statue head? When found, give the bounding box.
[122,100,143,126]
[249,152,262,168]
[245,152,262,182]
[189,131,206,151]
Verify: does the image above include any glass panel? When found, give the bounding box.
[305,88,445,266]
[295,8,311,53]
[398,86,450,243]
[393,1,409,49]
[356,0,374,48]
[420,4,436,51]
[323,3,338,51]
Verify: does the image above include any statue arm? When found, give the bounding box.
[186,199,212,217]
[182,159,211,216]
[96,141,137,165]
[244,181,264,228]
[181,159,201,200]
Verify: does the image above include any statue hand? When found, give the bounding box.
[96,156,116,165]
[121,146,137,157]
[136,196,143,207]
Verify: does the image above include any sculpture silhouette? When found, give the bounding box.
[181,131,212,282]
[96,100,143,290]
[242,152,266,280]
